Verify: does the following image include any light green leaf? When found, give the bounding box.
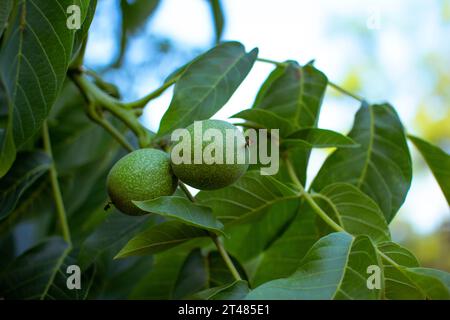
[378,241,449,299]
[312,183,391,243]
[115,221,208,259]
[134,196,225,235]
[282,128,359,149]
[0,0,90,147]
[312,104,412,223]
[246,233,381,300]
[157,42,258,137]
[0,151,51,220]
[408,135,450,205]
[196,171,299,224]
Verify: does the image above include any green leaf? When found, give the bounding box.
[0,0,13,38]
[196,171,299,224]
[246,233,382,300]
[0,121,16,178]
[193,280,250,300]
[207,0,225,43]
[231,108,296,137]
[134,196,225,235]
[377,241,449,299]
[0,0,90,148]
[253,61,328,184]
[312,104,412,223]
[0,151,51,220]
[0,237,94,300]
[129,244,195,299]
[312,183,391,243]
[115,221,208,259]
[157,42,258,137]
[207,251,247,287]
[402,268,450,299]
[251,205,318,286]
[114,0,160,67]
[282,128,359,149]
[408,135,450,205]
[173,248,208,299]
[78,212,153,268]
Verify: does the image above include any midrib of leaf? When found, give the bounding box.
[1,162,49,194]
[118,239,191,257]
[167,49,247,132]
[357,106,374,188]
[331,236,355,299]
[40,246,71,300]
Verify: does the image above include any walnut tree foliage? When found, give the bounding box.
[0,0,449,300]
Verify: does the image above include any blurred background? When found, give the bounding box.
[84,0,450,271]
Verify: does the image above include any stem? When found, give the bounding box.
[95,117,135,152]
[178,181,242,281]
[328,81,365,103]
[125,77,178,109]
[42,122,72,245]
[212,235,242,281]
[256,57,288,67]
[71,74,151,148]
[285,158,345,233]
[256,57,365,103]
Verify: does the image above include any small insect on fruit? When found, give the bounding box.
[107,148,178,215]
[170,120,249,190]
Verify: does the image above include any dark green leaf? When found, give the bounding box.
[246,233,381,300]
[173,248,208,299]
[196,171,299,224]
[78,212,153,268]
[253,62,328,184]
[0,0,90,147]
[129,244,195,299]
[312,104,412,222]
[115,221,208,259]
[0,151,51,220]
[0,0,13,38]
[251,205,318,286]
[193,280,250,300]
[408,135,450,205]
[157,42,258,137]
[134,196,225,235]
[207,251,247,287]
[0,237,94,300]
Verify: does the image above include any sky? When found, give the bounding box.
[85,0,450,234]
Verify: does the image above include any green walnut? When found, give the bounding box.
[171,120,249,190]
[107,148,178,215]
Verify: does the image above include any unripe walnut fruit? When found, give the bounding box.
[171,120,249,190]
[107,148,178,215]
